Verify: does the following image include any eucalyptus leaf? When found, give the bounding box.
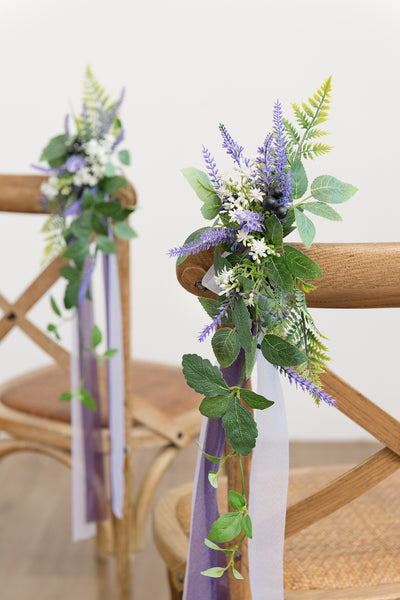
[201,195,222,220]
[182,354,230,397]
[294,207,316,248]
[303,201,342,221]
[261,335,306,367]
[118,149,130,165]
[95,235,116,254]
[104,162,115,177]
[290,158,308,199]
[310,175,357,204]
[40,134,66,162]
[182,167,216,202]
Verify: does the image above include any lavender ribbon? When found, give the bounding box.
[71,295,107,541]
[183,352,245,600]
[103,248,125,518]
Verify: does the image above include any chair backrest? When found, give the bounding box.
[0,174,136,420]
[177,241,400,599]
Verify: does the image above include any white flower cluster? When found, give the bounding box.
[214,266,236,295]
[73,134,118,188]
[40,176,59,200]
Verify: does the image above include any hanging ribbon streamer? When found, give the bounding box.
[103,247,125,519]
[71,237,125,538]
[71,296,107,541]
[249,354,289,600]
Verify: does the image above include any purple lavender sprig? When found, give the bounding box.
[278,366,335,406]
[198,300,230,343]
[202,145,220,190]
[233,210,265,233]
[219,124,249,166]
[272,101,293,207]
[256,133,274,188]
[168,227,235,258]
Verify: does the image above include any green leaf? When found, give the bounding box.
[182,167,216,202]
[64,278,80,309]
[240,389,274,410]
[59,392,73,402]
[62,240,90,262]
[50,295,61,317]
[294,207,316,248]
[113,221,137,240]
[209,511,242,543]
[91,212,108,236]
[197,444,222,463]
[266,255,294,294]
[236,276,254,293]
[310,175,357,204]
[201,195,222,220]
[222,397,258,456]
[232,568,244,580]
[245,335,257,379]
[103,349,118,359]
[291,158,308,199]
[303,201,342,221]
[81,189,95,209]
[201,567,225,578]
[198,297,220,318]
[261,335,307,367]
[284,245,322,279]
[241,514,253,538]
[204,538,224,551]
[100,176,126,194]
[95,235,116,254]
[211,328,240,368]
[69,217,92,240]
[182,354,230,397]
[264,214,283,247]
[199,394,231,418]
[175,227,210,266]
[91,325,102,348]
[60,265,80,281]
[104,162,115,177]
[47,323,60,340]
[77,388,97,411]
[40,134,66,162]
[118,149,130,165]
[228,490,246,511]
[232,298,253,353]
[208,471,219,488]
[95,200,123,218]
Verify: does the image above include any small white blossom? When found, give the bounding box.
[40,176,59,200]
[249,187,264,203]
[249,239,269,263]
[214,266,235,295]
[73,167,99,187]
[244,292,254,307]
[236,230,252,246]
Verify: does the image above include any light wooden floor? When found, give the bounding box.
[0,441,380,600]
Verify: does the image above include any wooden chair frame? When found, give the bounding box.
[173,242,400,600]
[0,175,194,600]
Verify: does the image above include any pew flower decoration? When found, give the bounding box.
[169,77,357,579]
[34,67,136,409]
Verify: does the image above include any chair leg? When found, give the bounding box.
[96,519,114,558]
[167,569,183,600]
[114,453,133,600]
[133,445,179,552]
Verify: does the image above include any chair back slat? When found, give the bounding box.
[177,242,400,308]
[0,175,48,213]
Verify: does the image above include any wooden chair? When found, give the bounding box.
[153,242,400,600]
[0,174,202,600]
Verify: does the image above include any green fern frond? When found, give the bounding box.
[292,103,311,130]
[82,65,111,113]
[307,128,329,140]
[301,141,334,160]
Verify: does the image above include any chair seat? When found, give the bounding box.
[153,464,400,597]
[0,360,201,429]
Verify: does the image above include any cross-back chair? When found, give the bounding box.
[0,174,202,600]
[153,241,400,600]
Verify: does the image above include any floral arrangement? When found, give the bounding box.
[34,67,135,408]
[169,77,357,580]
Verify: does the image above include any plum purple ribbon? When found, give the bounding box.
[71,240,125,539]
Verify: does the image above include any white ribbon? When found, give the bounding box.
[249,355,289,599]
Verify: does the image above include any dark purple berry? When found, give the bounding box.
[270,186,284,199]
[262,195,277,212]
[275,205,288,219]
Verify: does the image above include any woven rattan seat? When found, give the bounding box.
[0,360,200,429]
[154,466,400,596]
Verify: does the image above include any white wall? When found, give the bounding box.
[0,0,399,440]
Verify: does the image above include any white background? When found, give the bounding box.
[0,0,399,440]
